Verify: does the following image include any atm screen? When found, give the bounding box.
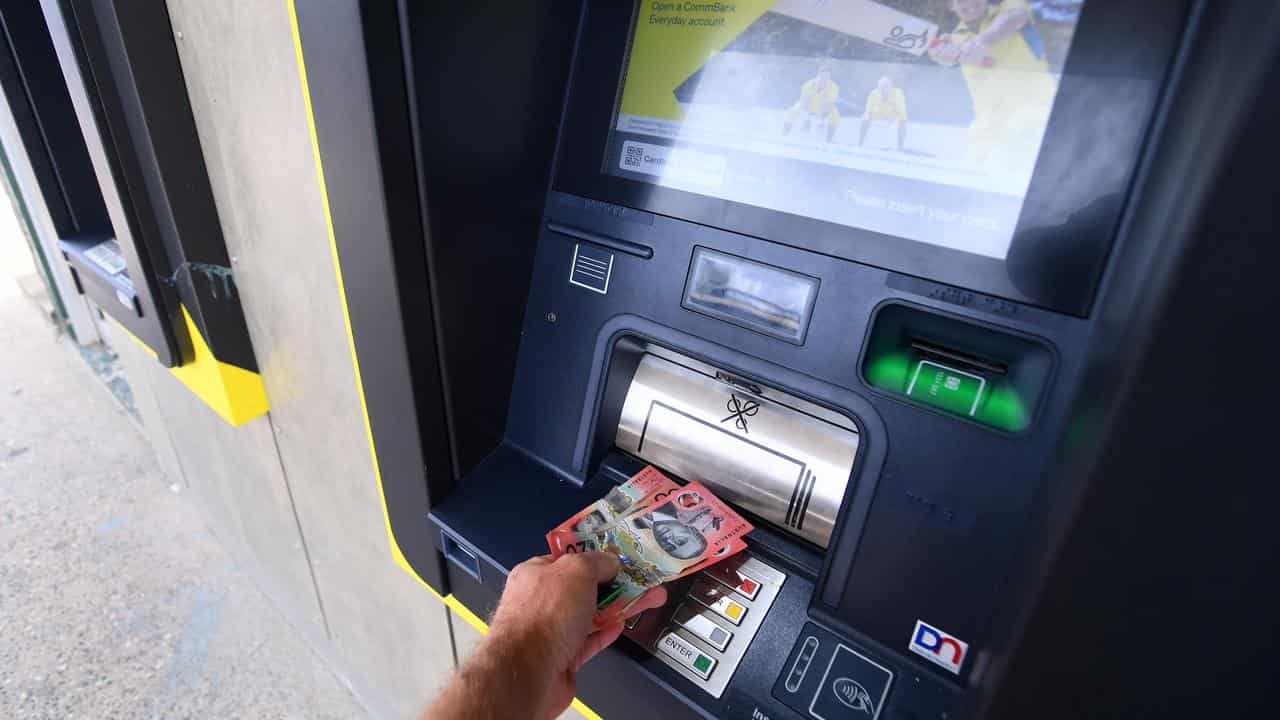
[606,0,1086,260]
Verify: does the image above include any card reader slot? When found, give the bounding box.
[864,303,1054,432]
[908,339,1007,376]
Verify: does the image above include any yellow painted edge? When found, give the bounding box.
[443,594,490,636]
[112,308,269,426]
[169,306,270,425]
[571,698,606,720]
[286,7,606,716]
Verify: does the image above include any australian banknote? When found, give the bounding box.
[548,477,753,611]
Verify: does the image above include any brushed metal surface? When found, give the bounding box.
[616,350,858,548]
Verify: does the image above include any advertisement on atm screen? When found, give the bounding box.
[611,0,1086,260]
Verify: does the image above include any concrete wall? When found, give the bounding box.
[101,2,462,717]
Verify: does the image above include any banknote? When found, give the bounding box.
[545,465,680,546]
[548,480,753,611]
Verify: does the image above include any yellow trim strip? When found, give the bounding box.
[285,5,602,717]
[443,595,490,636]
[570,698,606,720]
[168,306,270,426]
[113,307,269,426]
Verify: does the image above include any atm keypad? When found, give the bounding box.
[673,604,733,651]
[705,562,763,600]
[690,579,747,625]
[623,554,785,699]
[657,631,717,679]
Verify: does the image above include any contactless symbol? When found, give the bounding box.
[833,677,877,717]
[722,393,759,433]
[808,644,893,720]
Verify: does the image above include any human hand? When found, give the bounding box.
[959,37,994,67]
[927,34,961,65]
[488,553,668,720]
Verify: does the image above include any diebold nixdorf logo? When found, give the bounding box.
[908,620,968,674]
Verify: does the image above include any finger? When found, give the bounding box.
[558,551,620,583]
[574,620,625,671]
[624,586,668,618]
[509,554,552,580]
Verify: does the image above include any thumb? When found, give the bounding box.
[560,551,620,584]
[574,619,625,671]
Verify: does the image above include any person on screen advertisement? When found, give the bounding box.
[928,0,1058,172]
[782,63,842,143]
[860,76,910,151]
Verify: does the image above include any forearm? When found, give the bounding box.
[977,8,1029,46]
[425,627,557,720]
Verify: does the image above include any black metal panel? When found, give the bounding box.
[293,0,449,592]
[979,2,1280,717]
[67,0,256,371]
[0,3,109,239]
[361,0,457,492]
[398,0,583,479]
[53,0,183,366]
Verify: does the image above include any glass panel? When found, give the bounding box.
[682,247,818,344]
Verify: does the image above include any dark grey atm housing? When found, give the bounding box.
[294,2,1280,719]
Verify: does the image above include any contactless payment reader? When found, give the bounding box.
[291,1,1277,718]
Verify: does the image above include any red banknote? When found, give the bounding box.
[547,471,753,612]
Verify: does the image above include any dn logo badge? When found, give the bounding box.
[908,620,968,674]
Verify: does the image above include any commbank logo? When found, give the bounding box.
[908,620,968,674]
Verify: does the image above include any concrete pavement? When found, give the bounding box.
[0,267,370,717]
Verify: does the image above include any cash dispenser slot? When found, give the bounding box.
[613,345,859,549]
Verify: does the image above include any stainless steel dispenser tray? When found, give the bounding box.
[615,349,858,548]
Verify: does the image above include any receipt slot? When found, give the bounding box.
[293,2,1277,718]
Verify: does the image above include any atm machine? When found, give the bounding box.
[292,1,1278,718]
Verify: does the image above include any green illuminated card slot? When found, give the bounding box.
[905,360,988,417]
[862,304,1053,432]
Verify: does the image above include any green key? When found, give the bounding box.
[905,360,987,417]
[693,654,712,673]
